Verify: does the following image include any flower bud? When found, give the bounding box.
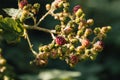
[63,7,69,12]
[94,27,101,35]
[90,55,97,60]
[98,33,106,40]
[77,30,84,37]
[33,3,40,9]
[69,45,75,51]
[55,25,61,32]
[87,19,94,26]
[55,36,66,45]
[61,46,67,53]
[76,46,84,54]
[46,4,51,11]
[64,27,73,34]
[75,9,83,17]
[85,49,91,56]
[84,28,92,37]
[75,18,80,23]
[101,26,112,33]
[70,38,79,44]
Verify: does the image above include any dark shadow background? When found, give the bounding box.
[0,0,120,80]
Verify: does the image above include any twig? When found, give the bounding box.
[36,10,51,26]
[24,25,56,34]
[23,28,37,56]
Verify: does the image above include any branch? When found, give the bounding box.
[36,10,51,26]
[24,25,56,33]
[23,28,38,56]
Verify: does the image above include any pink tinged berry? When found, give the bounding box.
[19,0,28,9]
[81,39,90,47]
[55,36,66,45]
[94,41,104,52]
[73,5,81,13]
[70,54,79,64]
[52,0,62,8]
[96,41,104,47]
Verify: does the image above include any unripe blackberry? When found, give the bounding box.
[81,39,90,47]
[69,54,79,66]
[101,26,112,33]
[77,30,84,37]
[61,46,67,53]
[70,38,79,44]
[84,28,92,37]
[55,25,61,32]
[51,49,58,59]
[69,45,75,51]
[55,36,66,45]
[73,5,81,13]
[76,46,84,54]
[75,18,80,23]
[33,3,40,9]
[18,0,28,9]
[94,27,101,35]
[64,27,73,34]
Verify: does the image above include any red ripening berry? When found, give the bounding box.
[18,0,28,9]
[73,5,82,13]
[55,36,66,45]
[82,39,90,47]
[70,54,79,64]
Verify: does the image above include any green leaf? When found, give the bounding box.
[3,8,22,17]
[3,8,34,19]
[0,17,24,43]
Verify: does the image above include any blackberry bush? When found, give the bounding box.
[0,0,111,69]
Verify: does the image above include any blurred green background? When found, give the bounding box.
[0,0,120,80]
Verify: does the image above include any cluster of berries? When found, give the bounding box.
[31,0,111,67]
[18,0,40,22]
